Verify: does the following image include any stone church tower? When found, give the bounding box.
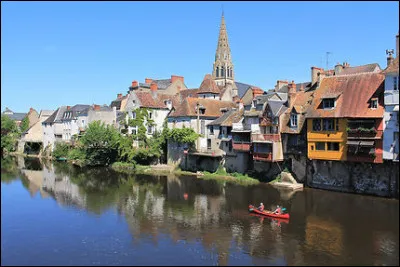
[212,13,237,97]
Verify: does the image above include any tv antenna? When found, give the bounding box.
[326,52,332,71]
[386,49,394,56]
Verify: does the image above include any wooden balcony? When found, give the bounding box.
[232,142,251,151]
[253,152,273,162]
[189,148,223,157]
[252,133,280,142]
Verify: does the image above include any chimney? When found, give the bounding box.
[171,75,184,84]
[117,93,122,99]
[67,106,71,110]
[275,80,288,92]
[396,32,399,58]
[311,67,324,86]
[29,107,34,113]
[145,78,153,84]
[252,87,264,97]
[93,104,100,111]
[131,80,138,88]
[387,54,394,68]
[334,63,343,75]
[343,62,350,68]
[150,82,158,98]
[288,81,296,94]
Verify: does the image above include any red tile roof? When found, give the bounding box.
[135,91,170,109]
[281,90,314,134]
[169,97,236,118]
[306,73,385,119]
[198,74,220,94]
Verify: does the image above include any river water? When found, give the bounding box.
[1,156,399,266]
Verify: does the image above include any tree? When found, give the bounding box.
[20,116,30,133]
[80,121,120,166]
[1,114,20,153]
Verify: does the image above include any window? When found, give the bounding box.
[336,119,339,131]
[229,141,232,152]
[132,112,136,119]
[82,120,85,126]
[322,98,335,109]
[209,125,214,135]
[370,99,378,109]
[199,108,206,115]
[327,142,340,151]
[290,113,298,127]
[252,100,257,108]
[394,76,398,91]
[323,118,335,131]
[201,120,205,135]
[316,142,325,151]
[147,125,153,134]
[313,119,322,131]
[149,112,152,119]
[203,95,206,99]
[207,139,212,149]
[216,67,219,78]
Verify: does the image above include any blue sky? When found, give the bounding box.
[1,1,399,112]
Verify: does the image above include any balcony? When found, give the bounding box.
[218,134,232,141]
[232,142,251,151]
[232,123,251,132]
[253,152,273,162]
[252,133,280,143]
[189,148,223,157]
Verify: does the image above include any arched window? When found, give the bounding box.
[230,69,233,77]
[216,67,219,78]
[227,67,230,77]
[221,67,225,77]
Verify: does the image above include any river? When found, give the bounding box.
[1,156,399,266]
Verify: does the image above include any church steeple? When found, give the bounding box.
[212,12,234,87]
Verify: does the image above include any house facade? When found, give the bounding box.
[383,33,399,162]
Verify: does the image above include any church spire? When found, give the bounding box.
[212,12,234,87]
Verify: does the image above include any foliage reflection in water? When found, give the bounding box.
[1,156,399,266]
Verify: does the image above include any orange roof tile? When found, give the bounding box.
[306,73,384,119]
[169,97,236,118]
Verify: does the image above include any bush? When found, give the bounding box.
[67,148,86,161]
[52,143,71,159]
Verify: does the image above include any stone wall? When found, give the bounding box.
[307,159,399,198]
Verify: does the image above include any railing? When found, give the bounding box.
[253,152,273,161]
[218,134,232,140]
[232,142,251,151]
[251,133,280,142]
[189,148,223,157]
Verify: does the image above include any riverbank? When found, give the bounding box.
[110,162,260,186]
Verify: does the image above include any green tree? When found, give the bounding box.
[80,121,120,166]
[20,116,30,133]
[1,114,20,153]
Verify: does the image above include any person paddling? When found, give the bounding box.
[272,205,282,214]
[257,202,264,212]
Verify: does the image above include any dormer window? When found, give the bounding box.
[290,113,298,127]
[322,98,335,109]
[252,100,257,108]
[370,98,378,109]
[200,108,206,115]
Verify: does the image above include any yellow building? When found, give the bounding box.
[307,118,347,161]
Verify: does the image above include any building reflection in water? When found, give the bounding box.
[4,156,398,266]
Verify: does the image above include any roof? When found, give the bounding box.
[61,105,90,120]
[281,90,314,134]
[338,63,381,75]
[43,109,59,124]
[135,91,170,109]
[208,109,237,126]
[306,72,385,118]
[235,82,255,98]
[383,57,399,75]
[198,74,220,94]
[40,110,55,117]
[3,112,27,121]
[268,100,287,117]
[2,107,13,114]
[168,97,236,118]
[110,95,128,110]
[179,88,199,100]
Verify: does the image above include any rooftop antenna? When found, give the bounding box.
[386,49,394,56]
[326,52,332,71]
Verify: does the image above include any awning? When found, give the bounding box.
[394,105,399,112]
[346,140,360,146]
[360,141,375,147]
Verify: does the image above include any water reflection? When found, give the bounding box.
[1,156,399,266]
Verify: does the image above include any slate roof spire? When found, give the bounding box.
[212,12,234,87]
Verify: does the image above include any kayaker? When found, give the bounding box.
[272,205,282,214]
[257,203,264,212]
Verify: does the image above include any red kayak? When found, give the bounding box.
[248,205,290,219]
